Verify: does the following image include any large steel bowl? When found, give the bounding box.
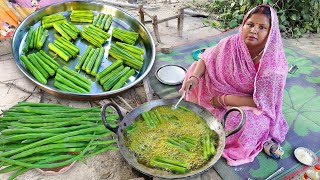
[12,1,156,100]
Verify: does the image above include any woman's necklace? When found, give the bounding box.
[252,49,264,61]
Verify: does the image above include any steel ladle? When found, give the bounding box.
[172,90,187,109]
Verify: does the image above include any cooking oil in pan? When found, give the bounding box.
[124,105,218,173]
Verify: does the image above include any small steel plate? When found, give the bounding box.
[155,64,186,85]
[294,147,318,166]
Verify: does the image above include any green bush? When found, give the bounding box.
[196,0,320,38]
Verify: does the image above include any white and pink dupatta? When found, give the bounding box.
[181,5,288,166]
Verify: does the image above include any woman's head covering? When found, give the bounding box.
[240,4,288,77]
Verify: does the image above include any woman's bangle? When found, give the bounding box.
[189,75,200,82]
[217,95,223,107]
[222,95,227,106]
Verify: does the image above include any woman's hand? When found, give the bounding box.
[210,96,223,108]
[181,60,206,93]
[182,76,199,92]
[211,95,257,108]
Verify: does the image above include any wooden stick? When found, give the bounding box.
[143,77,154,101]
[132,88,142,106]
[117,95,133,110]
[157,15,179,24]
[178,8,184,37]
[102,99,129,114]
[152,15,161,43]
[138,5,145,24]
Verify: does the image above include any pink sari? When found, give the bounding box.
[181,5,288,166]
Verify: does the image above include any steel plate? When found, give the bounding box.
[294,147,318,166]
[155,64,186,85]
[12,1,156,100]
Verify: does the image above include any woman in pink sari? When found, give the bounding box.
[180,5,288,166]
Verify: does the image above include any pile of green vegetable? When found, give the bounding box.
[27,52,56,78]
[0,102,118,180]
[97,60,135,91]
[109,43,144,70]
[75,46,105,76]
[23,26,48,53]
[112,28,139,45]
[97,60,123,83]
[70,10,94,23]
[54,66,92,93]
[48,37,80,61]
[81,25,111,47]
[53,22,80,41]
[140,109,162,128]
[20,49,59,84]
[42,14,67,29]
[92,13,113,30]
[124,105,218,174]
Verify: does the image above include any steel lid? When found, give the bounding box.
[294,147,318,166]
[155,64,186,85]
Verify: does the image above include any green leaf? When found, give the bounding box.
[268,0,274,6]
[240,5,246,13]
[300,28,306,34]
[279,25,286,31]
[229,19,238,28]
[232,10,240,16]
[220,22,227,28]
[202,19,210,26]
[313,19,319,27]
[283,20,289,25]
[211,21,219,27]
[237,14,244,23]
[290,14,299,21]
[239,0,244,6]
[280,15,286,23]
[282,85,320,136]
[302,14,310,21]
[293,28,302,37]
